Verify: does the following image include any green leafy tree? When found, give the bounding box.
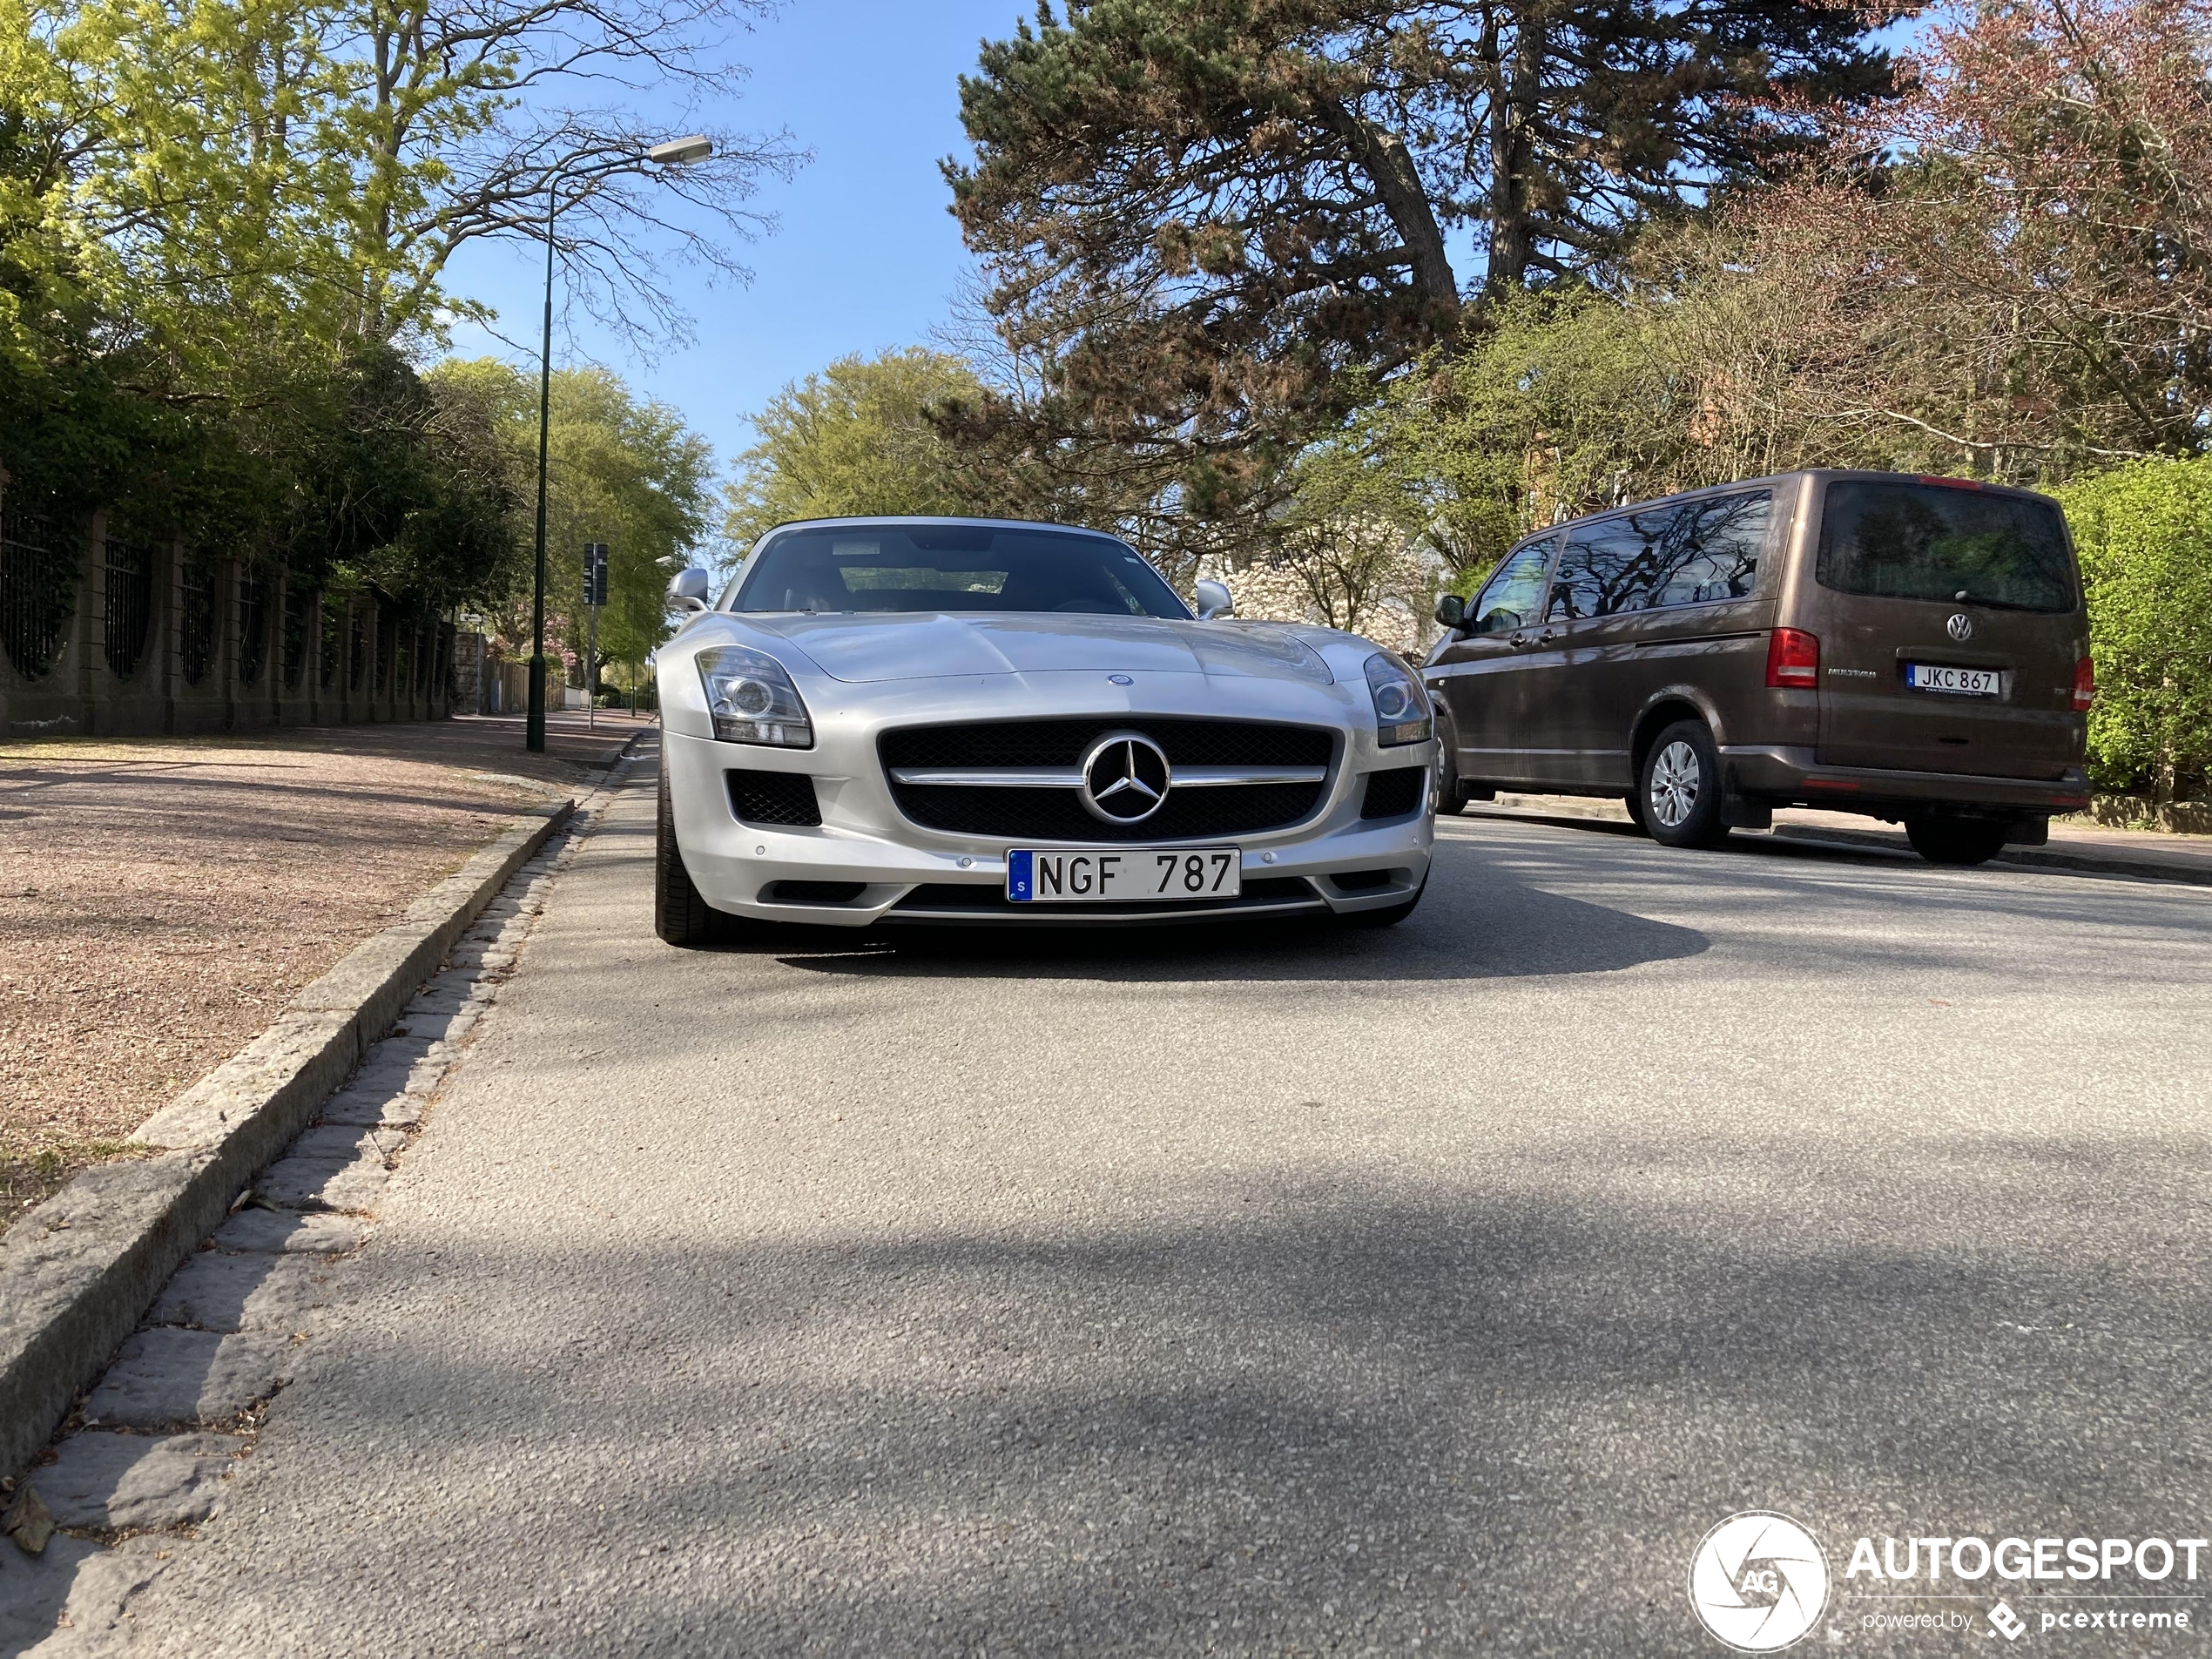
[947,0,1908,545]
[723,348,1019,551]
[428,358,714,678]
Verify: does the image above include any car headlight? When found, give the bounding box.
[1364,652,1432,746]
[697,645,813,747]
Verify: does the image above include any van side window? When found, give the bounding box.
[1650,491,1770,608]
[1547,505,1686,619]
[1546,491,1771,620]
[1469,539,1555,635]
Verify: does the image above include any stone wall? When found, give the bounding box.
[0,482,457,739]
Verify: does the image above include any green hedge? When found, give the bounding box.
[2058,460,2212,804]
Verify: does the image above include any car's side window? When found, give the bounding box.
[1548,505,1687,620]
[1648,491,1771,609]
[1470,539,1556,635]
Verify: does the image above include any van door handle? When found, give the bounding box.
[1534,629,1561,645]
[1507,631,1529,647]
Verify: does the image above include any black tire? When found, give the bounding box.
[1637,719,1730,849]
[1905,816,2009,867]
[1432,719,1475,815]
[1622,790,1649,835]
[656,766,731,947]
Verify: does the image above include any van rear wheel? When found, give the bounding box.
[1905,816,2009,867]
[1638,721,1730,849]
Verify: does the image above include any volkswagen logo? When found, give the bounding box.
[1080,732,1171,823]
[1946,613,1974,641]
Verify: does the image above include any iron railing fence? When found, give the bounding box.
[237,567,270,687]
[377,604,397,691]
[280,584,309,689]
[179,558,215,685]
[319,596,341,689]
[1,504,77,681]
[103,534,154,680]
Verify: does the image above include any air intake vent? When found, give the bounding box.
[761,880,865,905]
[1359,767,1426,819]
[726,769,820,827]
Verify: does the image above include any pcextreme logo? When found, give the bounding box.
[1689,1512,1831,1652]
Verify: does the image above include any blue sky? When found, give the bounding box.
[439,0,1029,478]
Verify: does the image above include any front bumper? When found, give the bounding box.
[1721,745,2092,817]
[665,727,1434,927]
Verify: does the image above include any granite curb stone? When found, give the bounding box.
[209,1210,367,1256]
[252,1152,391,1213]
[147,1250,339,1335]
[1770,819,2212,884]
[82,1328,294,1431]
[36,1432,240,1530]
[0,796,574,1475]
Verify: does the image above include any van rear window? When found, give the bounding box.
[1816,482,2075,612]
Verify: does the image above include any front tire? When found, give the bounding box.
[1638,720,1730,849]
[1905,816,2009,867]
[656,766,739,947]
[1434,727,1474,815]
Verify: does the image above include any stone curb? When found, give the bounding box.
[1463,799,2212,887]
[0,796,574,1478]
[1767,822,2212,887]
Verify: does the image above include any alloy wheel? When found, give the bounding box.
[1649,739,1701,829]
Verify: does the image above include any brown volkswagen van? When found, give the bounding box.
[1424,471,2094,865]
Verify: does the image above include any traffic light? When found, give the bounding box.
[583,543,609,608]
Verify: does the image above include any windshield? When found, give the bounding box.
[732,524,1190,618]
[1817,481,2076,613]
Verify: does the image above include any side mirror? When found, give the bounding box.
[667,567,711,613]
[1194,578,1234,620]
[1433,593,1467,631]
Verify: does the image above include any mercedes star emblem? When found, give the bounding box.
[1079,732,1172,823]
[1946,612,1974,641]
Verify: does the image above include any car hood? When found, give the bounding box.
[738,612,1335,686]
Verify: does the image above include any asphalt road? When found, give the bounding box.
[85,751,2212,1655]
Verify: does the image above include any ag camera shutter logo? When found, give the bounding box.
[1689,1512,1831,1651]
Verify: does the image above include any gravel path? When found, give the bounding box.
[29,749,2212,1655]
[0,716,643,1224]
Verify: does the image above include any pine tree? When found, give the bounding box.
[946,0,1908,544]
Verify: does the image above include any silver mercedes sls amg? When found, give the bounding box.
[652,516,1436,942]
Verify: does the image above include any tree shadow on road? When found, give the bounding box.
[118,1138,2211,1657]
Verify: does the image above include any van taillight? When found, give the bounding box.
[1765,628,1820,689]
[2073,656,2095,711]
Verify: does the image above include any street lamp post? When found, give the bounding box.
[525,134,715,753]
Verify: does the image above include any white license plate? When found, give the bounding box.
[1905,663,2001,697]
[1007,846,1241,903]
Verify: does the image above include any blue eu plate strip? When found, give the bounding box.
[1007,849,1034,902]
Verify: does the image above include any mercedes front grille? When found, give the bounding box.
[879,718,1334,842]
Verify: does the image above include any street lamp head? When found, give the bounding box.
[649,136,714,166]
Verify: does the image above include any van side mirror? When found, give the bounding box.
[667,568,711,613]
[1194,578,1234,620]
[1433,593,1467,631]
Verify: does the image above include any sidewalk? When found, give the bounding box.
[1467,792,2212,886]
[0,714,652,1225]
